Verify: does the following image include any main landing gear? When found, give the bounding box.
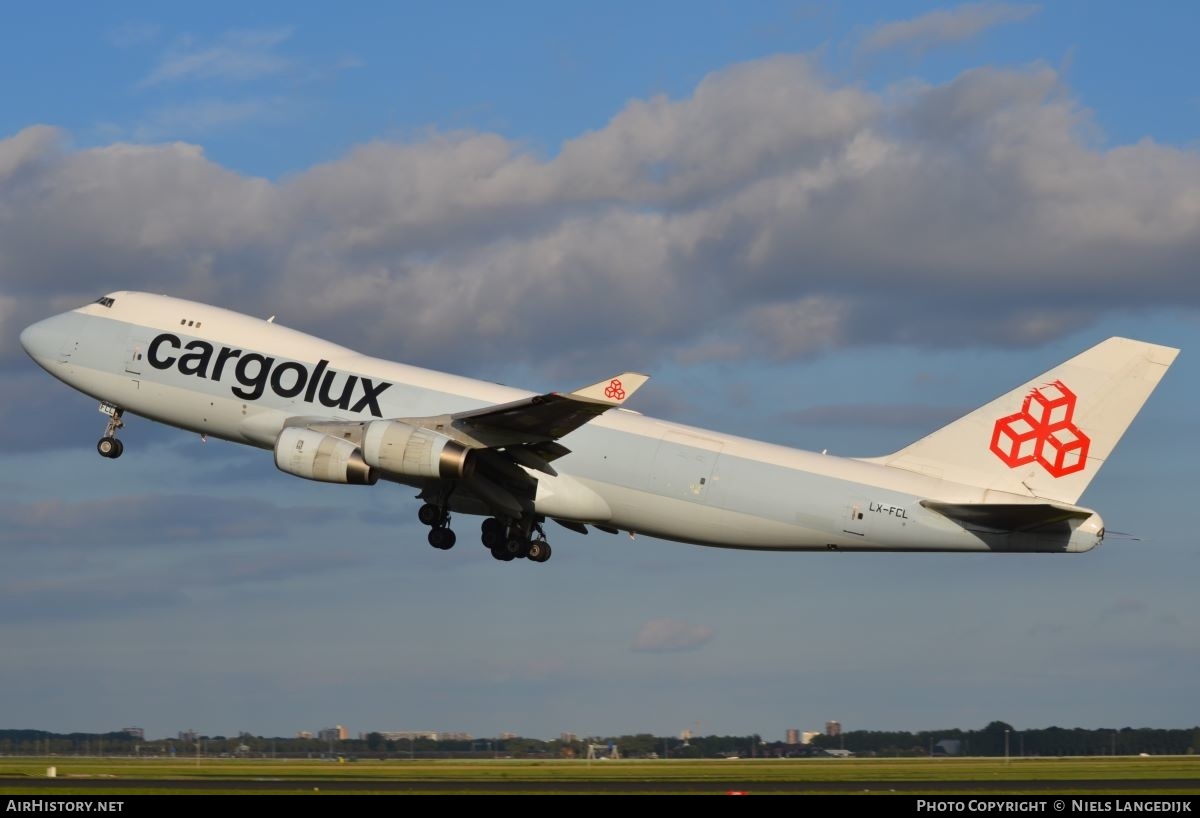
[416,500,552,563]
[418,503,457,550]
[481,517,552,563]
[96,404,124,459]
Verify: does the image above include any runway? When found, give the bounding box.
[4,776,1198,794]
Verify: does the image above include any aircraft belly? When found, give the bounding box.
[596,449,1003,552]
[594,481,819,548]
[56,364,272,446]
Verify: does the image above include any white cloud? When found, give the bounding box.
[140,27,296,86]
[862,2,1040,55]
[631,619,714,653]
[0,124,58,182]
[3,54,1200,377]
[133,97,295,140]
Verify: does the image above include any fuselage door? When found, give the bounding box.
[650,431,725,504]
[843,498,868,537]
[125,337,150,374]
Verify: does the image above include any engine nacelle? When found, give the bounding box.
[274,427,378,485]
[361,421,474,480]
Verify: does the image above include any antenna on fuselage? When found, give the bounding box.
[266,315,276,323]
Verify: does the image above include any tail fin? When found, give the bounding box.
[867,337,1179,504]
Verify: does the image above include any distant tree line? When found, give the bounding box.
[0,729,766,760]
[2,722,1197,759]
[806,721,1200,757]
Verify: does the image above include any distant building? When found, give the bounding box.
[439,732,472,742]
[296,731,313,739]
[801,731,821,745]
[499,732,517,740]
[318,725,348,742]
[560,733,578,744]
[785,728,800,745]
[177,730,197,742]
[825,721,841,737]
[380,731,439,741]
[121,727,144,740]
[933,739,962,756]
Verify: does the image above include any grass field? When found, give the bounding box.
[1,756,1198,795]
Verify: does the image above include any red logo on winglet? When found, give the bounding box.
[990,380,1091,477]
[604,379,626,401]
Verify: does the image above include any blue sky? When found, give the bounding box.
[2,2,1198,742]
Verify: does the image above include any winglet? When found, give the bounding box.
[570,373,650,406]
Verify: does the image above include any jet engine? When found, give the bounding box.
[274,427,378,485]
[361,420,474,480]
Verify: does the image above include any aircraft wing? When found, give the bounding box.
[299,372,649,517]
[449,372,650,449]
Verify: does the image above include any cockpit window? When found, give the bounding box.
[94,296,115,308]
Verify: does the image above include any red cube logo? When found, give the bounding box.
[990,412,1039,467]
[990,380,1091,478]
[1039,424,1088,475]
[1023,381,1075,428]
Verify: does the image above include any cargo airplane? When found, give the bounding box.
[20,292,1178,563]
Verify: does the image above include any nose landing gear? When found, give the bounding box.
[97,403,124,459]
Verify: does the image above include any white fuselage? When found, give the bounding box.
[20,292,1103,553]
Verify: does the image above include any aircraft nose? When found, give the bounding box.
[20,316,58,365]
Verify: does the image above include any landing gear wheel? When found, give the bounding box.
[503,539,527,559]
[96,404,125,458]
[526,540,551,563]
[490,544,515,561]
[428,528,456,550]
[481,518,506,549]
[418,504,442,526]
[97,436,123,459]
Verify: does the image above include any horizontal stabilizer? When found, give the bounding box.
[921,500,1094,531]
